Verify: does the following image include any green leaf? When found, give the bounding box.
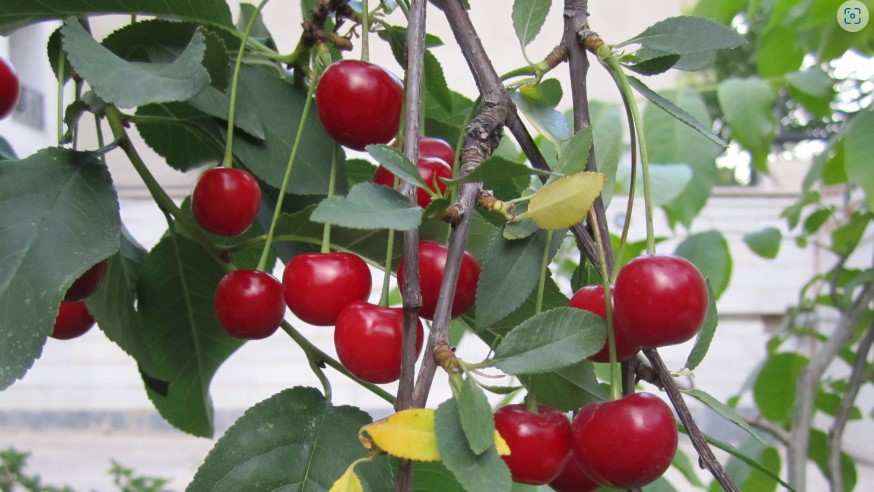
[615,163,693,207]
[366,144,426,189]
[753,352,809,423]
[458,378,496,455]
[742,446,782,492]
[717,77,776,173]
[620,15,747,54]
[424,49,453,113]
[389,459,466,492]
[519,360,607,412]
[808,429,857,492]
[675,230,732,299]
[189,387,392,491]
[476,229,563,327]
[629,76,727,147]
[511,0,552,50]
[553,127,593,177]
[435,399,511,492]
[0,135,16,160]
[137,234,242,437]
[786,68,834,120]
[510,91,572,144]
[744,227,782,259]
[692,0,746,25]
[0,0,233,33]
[61,19,210,108]
[844,108,874,211]
[444,156,552,185]
[135,103,223,171]
[642,88,721,227]
[0,148,120,390]
[228,66,340,195]
[684,280,718,371]
[671,450,706,487]
[491,307,607,375]
[588,101,623,206]
[312,183,423,231]
[683,388,767,445]
[622,53,681,76]
[832,211,871,255]
[756,26,804,78]
[346,158,377,188]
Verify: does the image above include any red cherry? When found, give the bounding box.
[191,167,261,236]
[493,404,573,485]
[51,301,95,340]
[315,60,404,151]
[418,136,455,167]
[334,301,423,384]
[568,285,640,363]
[214,270,285,340]
[571,393,677,489]
[613,255,708,348]
[64,260,108,302]
[0,56,20,119]
[397,240,480,320]
[548,456,600,492]
[282,252,372,326]
[373,156,452,208]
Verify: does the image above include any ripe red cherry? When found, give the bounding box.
[64,260,108,302]
[315,60,404,151]
[613,254,708,348]
[191,167,261,236]
[282,252,372,326]
[418,136,455,167]
[571,392,677,489]
[214,270,285,340]
[568,285,640,363]
[0,56,20,119]
[334,301,424,384]
[548,456,600,492]
[397,240,480,320]
[493,404,572,485]
[373,156,452,208]
[51,301,95,340]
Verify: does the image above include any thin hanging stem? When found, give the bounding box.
[379,230,396,307]
[535,230,554,315]
[320,146,338,254]
[223,0,271,168]
[360,0,370,62]
[589,210,622,401]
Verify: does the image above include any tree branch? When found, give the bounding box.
[827,321,874,492]
[643,348,740,492]
[789,281,874,491]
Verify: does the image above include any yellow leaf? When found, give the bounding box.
[495,429,511,456]
[329,464,363,492]
[360,409,441,462]
[520,172,605,230]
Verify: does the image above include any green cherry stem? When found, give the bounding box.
[222,0,271,169]
[534,229,554,315]
[360,0,370,62]
[379,229,396,307]
[589,210,622,401]
[320,146,338,254]
[256,60,321,272]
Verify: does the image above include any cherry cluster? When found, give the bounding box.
[496,255,708,489]
[190,58,480,386]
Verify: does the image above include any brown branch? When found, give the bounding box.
[746,416,791,447]
[828,321,874,492]
[789,281,874,491]
[643,348,740,492]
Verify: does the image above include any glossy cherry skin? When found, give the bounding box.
[397,240,480,320]
[493,404,573,485]
[334,301,424,384]
[568,285,640,363]
[418,136,455,167]
[0,56,20,119]
[191,167,261,237]
[51,301,95,340]
[373,156,452,208]
[214,270,285,340]
[548,456,600,492]
[64,259,108,302]
[571,392,677,489]
[315,60,404,151]
[613,255,708,348]
[282,252,372,326]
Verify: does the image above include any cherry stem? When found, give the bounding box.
[588,210,622,401]
[379,229,396,307]
[256,61,321,272]
[534,230,553,315]
[360,0,370,62]
[320,146,338,254]
[223,0,271,169]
